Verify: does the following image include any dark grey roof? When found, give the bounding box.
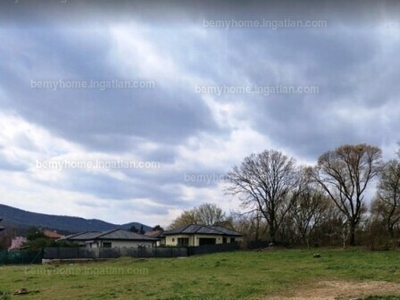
[144,230,164,238]
[163,224,242,236]
[62,229,159,242]
[99,229,159,241]
[212,226,243,236]
[61,231,102,241]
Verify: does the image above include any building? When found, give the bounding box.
[144,230,165,246]
[43,229,64,240]
[60,228,159,248]
[161,224,243,247]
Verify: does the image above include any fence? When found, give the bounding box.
[187,242,240,256]
[44,246,188,260]
[0,250,43,265]
[44,243,240,260]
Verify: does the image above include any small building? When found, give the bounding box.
[60,228,159,248]
[43,229,64,240]
[144,230,165,246]
[161,224,243,247]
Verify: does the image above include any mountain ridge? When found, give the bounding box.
[0,204,152,234]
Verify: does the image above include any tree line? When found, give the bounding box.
[170,144,400,249]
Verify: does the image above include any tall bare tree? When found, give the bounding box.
[311,144,382,246]
[371,158,400,238]
[225,150,307,243]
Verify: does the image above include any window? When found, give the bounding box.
[177,238,189,247]
[199,238,216,246]
[102,242,112,248]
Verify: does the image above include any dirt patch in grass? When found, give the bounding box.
[267,280,400,300]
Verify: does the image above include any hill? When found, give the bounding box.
[0,204,151,234]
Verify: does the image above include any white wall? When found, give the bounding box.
[108,240,154,248]
[165,235,243,246]
[86,240,155,248]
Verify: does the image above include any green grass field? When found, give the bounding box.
[0,248,400,299]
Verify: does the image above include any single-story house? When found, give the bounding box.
[60,228,159,248]
[160,224,243,247]
[43,229,64,240]
[144,230,164,246]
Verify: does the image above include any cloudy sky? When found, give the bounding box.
[0,1,399,227]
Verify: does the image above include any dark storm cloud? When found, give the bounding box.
[198,24,400,161]
[0,28,219,156]
[1,0,400,31]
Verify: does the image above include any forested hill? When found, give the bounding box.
[0,204,151,234]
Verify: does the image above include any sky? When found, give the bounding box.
[0,1,399,227]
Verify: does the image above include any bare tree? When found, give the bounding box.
[230,210,268,243]
[195,203,226,226]
[291,187,331,248]
[168,210,198,230]
[371,158,400,238]
[225,150,307,243]
[311,144,382,246]
[168,203,227,229]
[311,204,344,247]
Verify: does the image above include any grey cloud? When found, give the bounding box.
[0,28,221,155]
[0,153,27,172]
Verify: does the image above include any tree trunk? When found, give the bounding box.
[269,223,276,244]
[349,222,356,246]
[388,223,394,239]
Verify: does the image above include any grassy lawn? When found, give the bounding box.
[0,248,400,299]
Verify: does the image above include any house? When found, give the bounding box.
[43,229,64,240]
[161,224,243,247]
[60,228,159,248]
[144,230,165,246]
